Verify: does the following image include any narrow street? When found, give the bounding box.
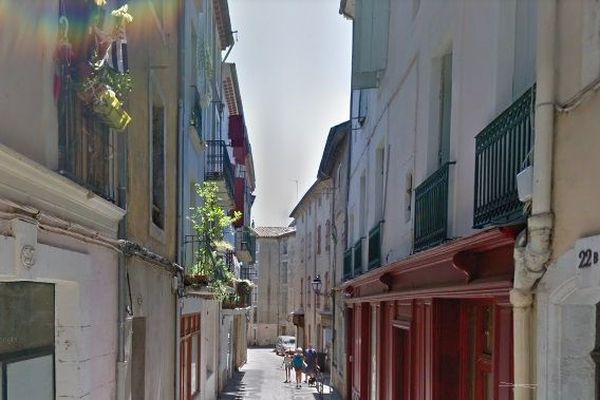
[219,348,341,400]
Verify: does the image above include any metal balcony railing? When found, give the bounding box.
[57,72,117,203]
[473,85,535,228]
[353,239,363,275]
[343,248,353,281]
[368,222,382,269]
[205,140,235,202]
[414,162,453,252]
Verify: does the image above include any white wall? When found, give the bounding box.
[0,220,119,399]
[347,0,534,261]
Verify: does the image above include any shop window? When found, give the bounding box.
[0,282,55,400]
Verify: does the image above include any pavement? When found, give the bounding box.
[218,347,341,400]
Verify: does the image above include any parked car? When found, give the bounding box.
[275,335,296,355]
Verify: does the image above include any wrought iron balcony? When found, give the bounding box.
[236,227,256,263]
[205,140,235,208]
[343,248,353,281]
[414,162,453,252]
[57,73,118,203]
[353,238,364,275]
[473,85,535,228]
[368,222,382,269]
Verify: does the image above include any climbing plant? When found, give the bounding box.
[188,182,241,301]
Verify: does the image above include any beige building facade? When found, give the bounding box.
[250,227,295,346]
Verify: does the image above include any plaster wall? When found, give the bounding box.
[347,0,532,261]
[291,182,333,349]
[552,0,600,260]
[126,0,178,259]
[127,259,176,400]
[535,2,600,398]
[0,0,59,168]
[0,221,119,400]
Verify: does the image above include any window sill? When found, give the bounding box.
[150,222,166,244]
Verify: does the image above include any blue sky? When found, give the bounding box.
[228,0,352,227]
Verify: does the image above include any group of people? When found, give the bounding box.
[282,344,318,389]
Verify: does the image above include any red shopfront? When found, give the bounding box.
[343,228,517,400]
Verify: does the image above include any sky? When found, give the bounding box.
[227,0,352,227]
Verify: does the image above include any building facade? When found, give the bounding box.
[337,0,537,398]
[290,180,335,354]
[250,227,295,346]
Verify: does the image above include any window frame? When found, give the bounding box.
[149,72,167,241]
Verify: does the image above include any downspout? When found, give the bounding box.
[174,0,186,398]
[116,108,133,400]
[511,1,556,399]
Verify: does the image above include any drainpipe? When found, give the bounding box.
[116,107,132,400]
[511,1,556,399]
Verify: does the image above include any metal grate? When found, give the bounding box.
[473,85,535,228]
[368,222,382,269]
[353,239,363,275]
[343,248,353,281]
[205,140,235,201]
[414,162,452,252]
[57,71,116,203]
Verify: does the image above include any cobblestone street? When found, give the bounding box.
[219,348,341,400]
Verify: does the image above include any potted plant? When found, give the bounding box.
[185,182,241,299]
[71,3,133,130]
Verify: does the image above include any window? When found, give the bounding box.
[512,0,537,98]
[281,261,288,284]
[300,278,304,307]
[438,52,452,167]
[307,276,311,308]
[282,239,288,255]
[375,147,385,220]
[57,52,116,202]
[404,172,413,222]
[179,314,200,400]
[308,232,312,260]
[325,221,331,252]
[151,101,166,230]
[300,238,305,263]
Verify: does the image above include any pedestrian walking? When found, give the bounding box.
[292,347,305,388]
[283,349,293,383]
[305,344,318,385]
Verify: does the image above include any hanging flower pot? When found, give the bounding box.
[93,88,132,130]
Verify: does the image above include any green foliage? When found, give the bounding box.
[189,182,241,301]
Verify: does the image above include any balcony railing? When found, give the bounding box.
[414,162,453,252]
[205,140,235,206]
[343,248,353,281]
[353,238,363,275]
[57,71,117,203]
[473,85,535,228]
[368,222,382,269]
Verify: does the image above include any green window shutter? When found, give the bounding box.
[438,53,453,166]
[351,0,391,89]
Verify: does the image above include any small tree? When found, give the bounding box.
[189,182,241,300]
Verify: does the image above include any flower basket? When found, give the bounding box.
[93,88,132,130]
[184,273,210,287]
[222,299,237,309]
